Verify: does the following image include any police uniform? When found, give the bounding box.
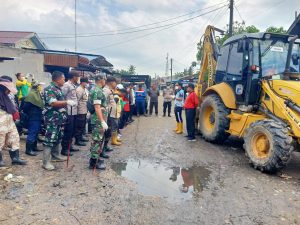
[89,86,108,160]
[61,80,80,153]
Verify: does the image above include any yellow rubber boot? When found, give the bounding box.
[173,123,179,132]
[176,123,183,134]
[111,132,122,146]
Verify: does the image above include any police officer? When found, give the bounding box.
[43,71,76,171]
[61,71,85,157]
[88,75,108,170]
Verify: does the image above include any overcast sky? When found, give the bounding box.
[0,0,299,76]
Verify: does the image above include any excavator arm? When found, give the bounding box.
[196,25,224,98]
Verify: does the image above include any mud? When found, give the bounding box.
[0,97,300,225]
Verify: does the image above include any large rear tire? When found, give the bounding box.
[199,94,230,143]
[244,119,293,173]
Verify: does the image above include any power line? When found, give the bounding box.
[38,4,228,39]
[234,2,244,22]
[85,5,228,52]
[38,1,228,37]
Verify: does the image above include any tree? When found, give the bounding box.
[128,65,136,75]
[266,26,286,34]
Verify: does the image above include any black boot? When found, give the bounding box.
[70,145,80,152]
[80,136,89,142]
[0,152,5,167]
[103,140,113,152]
[33,141,43,151]
[61,145,73,156]
[75,139,87,146]
[100,152,109,159]
[26,142,38,156]
[9,150,27,165]
[89,158,106,170]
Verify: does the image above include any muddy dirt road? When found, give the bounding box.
[1,100,300,225]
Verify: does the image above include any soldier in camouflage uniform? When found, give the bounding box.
[88,75,108,170]
[42,71,76,170]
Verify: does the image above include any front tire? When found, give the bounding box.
[199,94,230,143]
[244,119,293,173]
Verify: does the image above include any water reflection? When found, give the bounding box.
[111,159,211,202]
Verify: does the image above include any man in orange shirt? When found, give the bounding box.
[184,83,199,141]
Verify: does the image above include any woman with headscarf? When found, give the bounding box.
[22,82,45,156]
[0,78,27,167]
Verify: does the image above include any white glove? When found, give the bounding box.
[101,121,108,130]
[67,100,76,106]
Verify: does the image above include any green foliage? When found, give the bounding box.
[115,65,137,75]
[128,65,136,75]
[266,26,286,34]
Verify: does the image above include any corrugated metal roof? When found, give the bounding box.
[0,31,33,44]
[44,53,78,67]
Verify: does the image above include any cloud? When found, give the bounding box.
[0,0,298,76]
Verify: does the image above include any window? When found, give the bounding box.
[216,45,230,72]
[227,42,244,81]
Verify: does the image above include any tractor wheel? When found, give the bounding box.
[199,94,230,143]
[244,119,293,173]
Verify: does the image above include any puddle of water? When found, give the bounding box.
[111,159,211,202]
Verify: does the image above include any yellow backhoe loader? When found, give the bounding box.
[196,25,300,173]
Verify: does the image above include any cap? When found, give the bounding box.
[116,84,124,89]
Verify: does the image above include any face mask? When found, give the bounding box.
[86,84,89,89]
[175,86,179,90]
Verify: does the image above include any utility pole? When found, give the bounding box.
[170,58,173,83]
[165,53,169,77]
[75,0,77,52]
[228,0,234,37]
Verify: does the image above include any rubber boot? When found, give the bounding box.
[100,150,110,159]
[42,146,55,170]
[173,123,179,132]
[80,136,89,142]
[176,123,183,134]
[51,144,67,162]
[89,158,106,170]
[9,150,27,165]
[26,142,38,156]
[75,139,87,146]
[0,151,6,167]
[111,132,121,146]
[61,141,73,156]
[33,141,43,151]
[103,141,114,152]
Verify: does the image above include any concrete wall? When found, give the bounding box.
[0,46,51,84]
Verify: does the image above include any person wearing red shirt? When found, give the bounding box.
[184,83,199,141]
[119,88,130,129]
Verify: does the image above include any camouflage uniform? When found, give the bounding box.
[0,109,20,151]
[43,82,67,147]
[89,86,108,159]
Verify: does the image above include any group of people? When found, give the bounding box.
[147,82,199,141]
[0,71,138,170]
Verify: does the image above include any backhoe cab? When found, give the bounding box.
[197,29,300,173]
